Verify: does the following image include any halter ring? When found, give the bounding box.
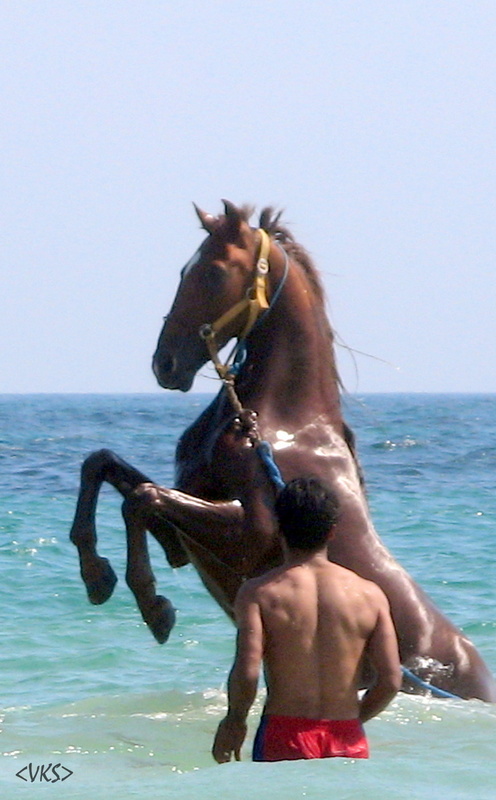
[199,323,214,340]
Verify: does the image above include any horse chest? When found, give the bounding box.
[174,408,248,499]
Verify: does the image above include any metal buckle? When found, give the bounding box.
[257,258,269,275]
[199,323,214,340]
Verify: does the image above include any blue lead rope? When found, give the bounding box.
[257,440,286,490]
[256,438,462,701]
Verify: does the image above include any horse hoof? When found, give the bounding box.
[147,595,176,644]
[86,558,118,605]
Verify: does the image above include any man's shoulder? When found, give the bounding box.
[236,565,287,601]
[329,563,389,603]
[350,571,391,611]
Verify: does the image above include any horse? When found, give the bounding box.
[70,200,496,702]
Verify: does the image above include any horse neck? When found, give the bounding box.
[235,251,343,424]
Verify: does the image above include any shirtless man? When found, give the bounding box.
[212,476,402,763]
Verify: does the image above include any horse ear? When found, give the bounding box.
[193,203,218,234]
[221,199,244,238]
[222,199,242,222]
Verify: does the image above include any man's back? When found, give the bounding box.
[251,555,393,720]
[212,477,401,763]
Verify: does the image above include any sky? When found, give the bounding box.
[2,0,496,394]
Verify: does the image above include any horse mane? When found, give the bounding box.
[255,207,365,483]
[257,207,325,303]
[235,205,362,484]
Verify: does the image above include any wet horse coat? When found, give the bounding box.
[70,201,496,701]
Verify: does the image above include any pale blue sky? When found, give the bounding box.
[3,1,495,393]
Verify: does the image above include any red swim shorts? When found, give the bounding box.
[252,714,369,761]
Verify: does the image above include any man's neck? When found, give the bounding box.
[283,545,329,568]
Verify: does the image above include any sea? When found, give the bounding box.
[1,392,495,799]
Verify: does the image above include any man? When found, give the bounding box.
[212,476,402,763]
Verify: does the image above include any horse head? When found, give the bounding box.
[152,201,269,391]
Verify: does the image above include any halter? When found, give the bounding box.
[198,228,276,411]
[199,227,288,501]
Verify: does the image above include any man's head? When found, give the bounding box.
[274,476,339,552]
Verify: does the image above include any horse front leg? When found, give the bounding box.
[118,417,281,637]
[119,481,255,636]
[121,493,177,643]
[69,449,189,605]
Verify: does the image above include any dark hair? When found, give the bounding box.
[274,476,339,552]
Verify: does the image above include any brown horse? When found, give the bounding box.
[70,200,496,701]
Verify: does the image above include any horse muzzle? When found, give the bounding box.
[152,353,196,392]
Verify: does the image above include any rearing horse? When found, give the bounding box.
[70,200,496,701]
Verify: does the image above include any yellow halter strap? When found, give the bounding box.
[199,228,271,383]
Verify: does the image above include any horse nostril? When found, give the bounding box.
[158,355,175,375]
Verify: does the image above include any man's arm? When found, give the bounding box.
[359,587,402,723]
[212,581,264,763]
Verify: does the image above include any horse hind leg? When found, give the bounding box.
[70,448,189,606]
[122,484,177,643]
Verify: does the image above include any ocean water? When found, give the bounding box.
[1,392,495,799]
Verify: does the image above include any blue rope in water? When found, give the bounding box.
[256,440,461,700]
[401,666,460,699]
